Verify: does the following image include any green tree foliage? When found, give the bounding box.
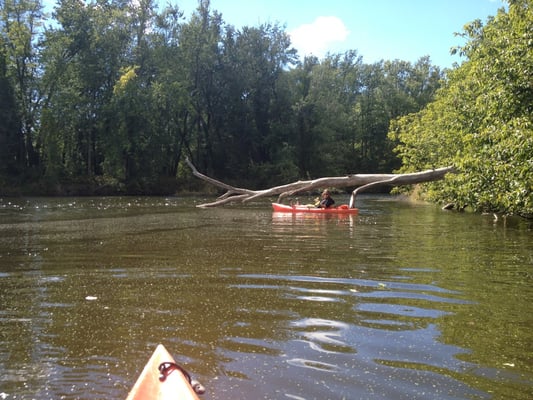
[0,34,22,178]
[1,0,441,195]
[287,52,441,177]
[1,0,44,171]
[42,0,134,179]
[219,22,298,186]
[303,51,365,177]
[390,0,532,216]
[353,59,440,173]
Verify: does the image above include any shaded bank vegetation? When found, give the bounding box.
[1,0,531,216]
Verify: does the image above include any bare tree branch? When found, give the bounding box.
[185,158,455,208]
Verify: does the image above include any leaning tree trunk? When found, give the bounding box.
[185,158,455,208]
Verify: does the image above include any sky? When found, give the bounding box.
[172,0,508,68]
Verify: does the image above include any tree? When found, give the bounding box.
[306,51,365,176]
[0,34,23,177]
[1,0,45,170]
[218,22,297,185]
[41,0,136,179]
[390,0,533,217]
[352,58,442,173]
[176,2,298,187]
[176,0,225,176]
[149,4,193,182]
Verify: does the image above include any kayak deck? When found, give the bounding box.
[272,202,359,214]
[126,344,202,400]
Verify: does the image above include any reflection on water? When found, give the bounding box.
[0,196,531,399]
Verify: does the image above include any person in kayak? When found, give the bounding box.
[317,189,335,208]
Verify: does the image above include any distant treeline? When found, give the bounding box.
[1,0,531,217]
[0,0,441,195]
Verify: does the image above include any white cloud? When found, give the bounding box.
[289,16,350,58]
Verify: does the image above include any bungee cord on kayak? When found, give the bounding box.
[158,361,206,395]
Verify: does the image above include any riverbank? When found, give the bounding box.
[0,176,191,197]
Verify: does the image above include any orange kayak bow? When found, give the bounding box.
[126,344,204,400]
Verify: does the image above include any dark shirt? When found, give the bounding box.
[319,197,335,208]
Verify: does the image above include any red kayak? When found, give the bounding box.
[126,344,204,400]
[272,202,359,214]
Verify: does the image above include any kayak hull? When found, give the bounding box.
[126,344,201,400]
[272,202,358,214]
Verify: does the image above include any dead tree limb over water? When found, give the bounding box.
[185,158,455,208]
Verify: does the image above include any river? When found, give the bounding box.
[0,195,531,399]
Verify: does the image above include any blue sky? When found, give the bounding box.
[172,0,507,68]
[41,0,507,68]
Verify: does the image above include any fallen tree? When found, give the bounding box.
[185,158,455,208]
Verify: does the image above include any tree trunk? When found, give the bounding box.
[185,158,455,208]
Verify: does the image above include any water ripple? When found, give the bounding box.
[286,358,341,372]
[356,290,472,304]
[356,302,452,318]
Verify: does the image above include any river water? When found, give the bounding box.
[0,195,531,399]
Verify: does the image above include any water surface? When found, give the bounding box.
[0,195,531,399]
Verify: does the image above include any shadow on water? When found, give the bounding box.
[0,195,531,399]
